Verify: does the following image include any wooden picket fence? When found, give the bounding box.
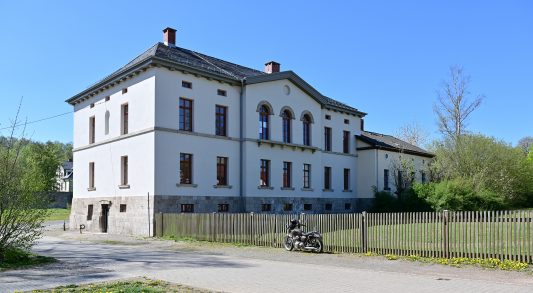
[154,210,533,263]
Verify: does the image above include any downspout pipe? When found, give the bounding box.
[239,78,245,212]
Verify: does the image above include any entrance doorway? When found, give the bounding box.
[100,204,109,233]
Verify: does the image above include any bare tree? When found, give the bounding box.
[0,101,50,261]
[434,66,483,141]
[396,122,429,148]
[517,136,533,155]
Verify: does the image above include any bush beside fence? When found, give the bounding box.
[155,210,533,263]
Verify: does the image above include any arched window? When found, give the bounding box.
[259,105,270,140]
[281,110,292,143]
[302,114,311,146]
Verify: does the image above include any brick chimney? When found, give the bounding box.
[264,61,280,74]
[163,27,177,46]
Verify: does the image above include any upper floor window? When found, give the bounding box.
[343,168,350,191]
[302,114,311,146]
[283,161,292,188]
[182,81,192,89]
[89,116,95,144]
[259,105,270,140]
[324,127,332,151]
[216,156,228,186]
[215,105,227,136]
[344,119,349,124]
[88,162,95,189]
[343,131,350,153]
[180,153,193,184]
[122,88,128,94]
[281,110,292,143]
[325,114,331,120]
[104,111,110,135]
[179,98,193,131]
[260,159,270,187]
[121,103,129,135]
[217,89,227,96]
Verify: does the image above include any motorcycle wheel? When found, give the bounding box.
[283,236,294,251]
[310,238,323,253]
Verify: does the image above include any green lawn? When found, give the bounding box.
[0,248,56,271]
[45,208,70,221]
[30,278,214,293]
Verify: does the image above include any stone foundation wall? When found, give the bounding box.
[69,195,154,236]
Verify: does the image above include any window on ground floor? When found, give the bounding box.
[304,203,312,211]
[261,203,272,212]
[181,204,194,213]
[87,204,93,220]
[218,204,229,213]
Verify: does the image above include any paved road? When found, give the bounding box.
[1,229,533,292]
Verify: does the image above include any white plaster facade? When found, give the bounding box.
[66,28,429,235]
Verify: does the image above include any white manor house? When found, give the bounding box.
[67,28,432,235]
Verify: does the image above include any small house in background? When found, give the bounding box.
[356,131,434,199]
[56,160,73,192]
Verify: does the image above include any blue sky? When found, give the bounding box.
[0,1,531,145]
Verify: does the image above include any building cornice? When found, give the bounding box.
[356,146,435,158]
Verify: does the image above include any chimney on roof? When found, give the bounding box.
[264,61,280,74]
[163,27,177,47]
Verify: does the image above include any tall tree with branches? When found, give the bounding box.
[434,66,483,141]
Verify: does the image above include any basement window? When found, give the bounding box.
[284,203,293,211]
[218,204,229,213]
[120,204,127,213]
[345,203,351,210]
[304,204,312,211]
[181,204,194,213]
[261,203,272,212]
[182,81,192,89]
[122,88,128,94]
[325,203,332,211]
[87,205,93,220]
[217,89,227,96]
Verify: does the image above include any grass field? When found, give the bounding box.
[45,208,70,221]
[29,278,213,293]
[0,248,56,271]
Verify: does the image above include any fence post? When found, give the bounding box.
[361,211,368,253]
[443,210,449,258]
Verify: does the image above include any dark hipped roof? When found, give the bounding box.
[357,131,434,158]
[66,43,365,116]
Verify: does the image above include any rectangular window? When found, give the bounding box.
[325,203,332,211]
[90,103,95,108]
[324,127,332,151]
[325,114,331,120]
[261,203,272,212]
[218,204,229,212]
[345,203,351,210]
[398,170,403,189]
[216,156,228,186]
[324,166,331,190]
[217,89,227,96]
[89,116,95,144]
[421,171,426,183]
[120,204,127,213]
[344,119,349,124]
[180,153,193,184]
[121,103,129,135]
[343,131,350,153]
[121,156,128,185]
[284,203,293,211]
[304,203,312,211]
[283,161,292,188]
[87,204,93,220]
[303,164,311,188]
[122,88,128,94]
[89,162,95,189]
[181,204,194,213]
[182,80,192,89]
[384,169,390,190]
[105,96,110,102]
[343,168,350,191]
[215,105,227,136]
[179,98,193,131]
[260,159,270,187]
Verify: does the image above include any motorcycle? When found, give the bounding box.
[283,219,323,253]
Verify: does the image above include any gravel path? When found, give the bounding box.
[1,224,533,292]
